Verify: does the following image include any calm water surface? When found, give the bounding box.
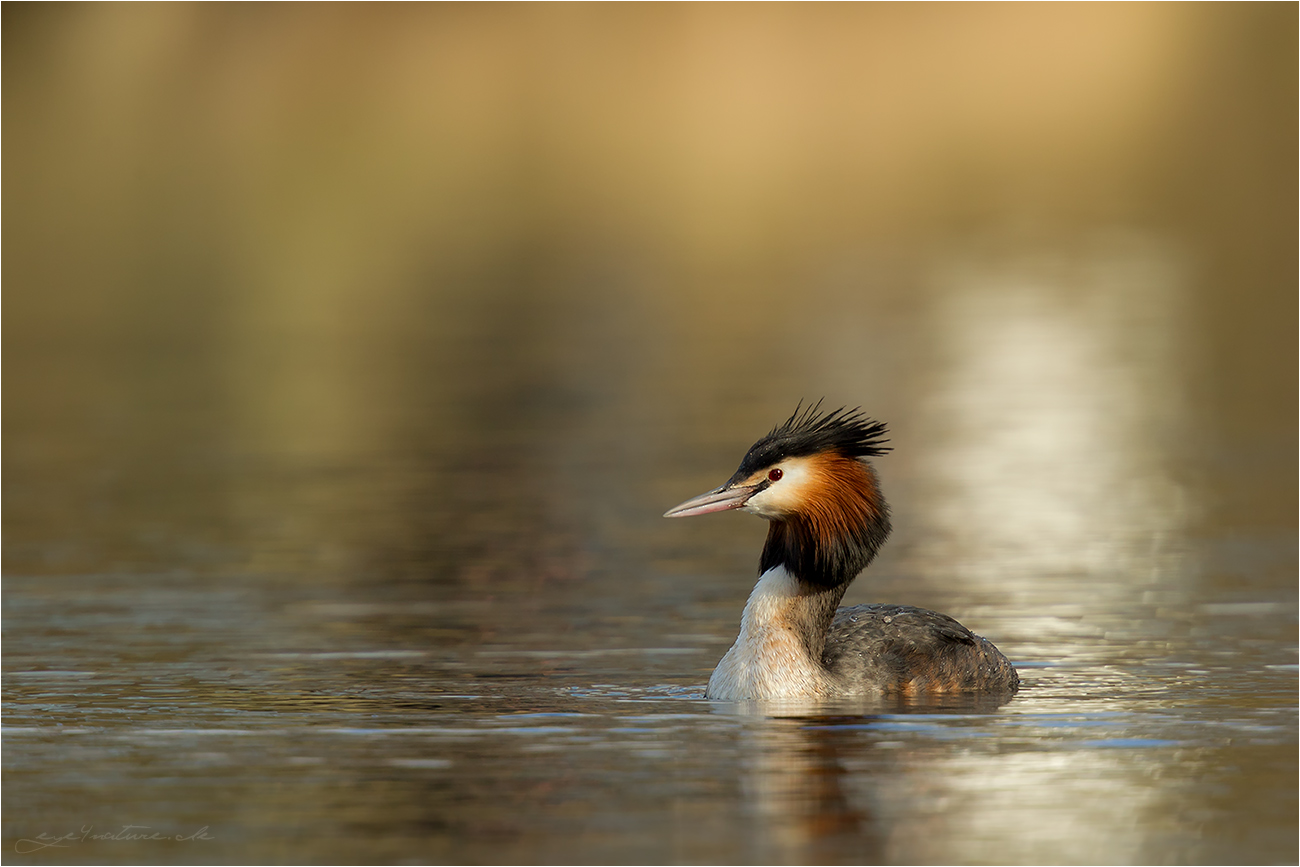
[5,341,1295,864]
[4,5,1296,865]
[3,561,1296,864]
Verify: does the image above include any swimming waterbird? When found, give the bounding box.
[665,403,1019,701]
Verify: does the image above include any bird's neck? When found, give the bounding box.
[759,509,889,590]
[780,570,849,665]
[753,461,890,661]
[708,565,846,699]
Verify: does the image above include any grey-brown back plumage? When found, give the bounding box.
[822,604,1020,694]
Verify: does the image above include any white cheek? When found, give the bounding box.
[740,458,817,518]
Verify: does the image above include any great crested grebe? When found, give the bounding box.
[665,403,1019,701]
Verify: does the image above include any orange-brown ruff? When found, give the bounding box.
[664,403,1019,701]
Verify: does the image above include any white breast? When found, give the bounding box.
[706,566,829,700]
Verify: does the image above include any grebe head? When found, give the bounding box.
[664,401,890,521]
[664,402,893,586]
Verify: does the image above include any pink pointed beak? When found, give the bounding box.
[663,482,761,518]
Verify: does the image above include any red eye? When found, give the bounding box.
[768,468,783,482]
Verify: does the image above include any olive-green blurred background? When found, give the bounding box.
[4,3,1295,576]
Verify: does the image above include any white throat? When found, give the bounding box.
[706,566,829,701]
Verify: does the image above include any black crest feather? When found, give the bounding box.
[735,400,890,476]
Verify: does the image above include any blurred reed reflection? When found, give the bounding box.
[915,237,1188,594]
